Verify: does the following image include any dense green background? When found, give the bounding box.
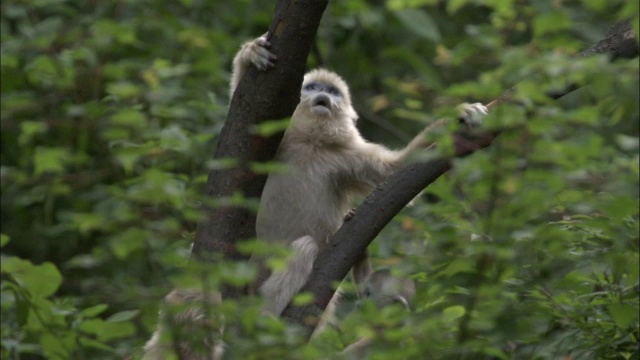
[1,0,638,359]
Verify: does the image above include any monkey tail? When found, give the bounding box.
[259,235,318,316]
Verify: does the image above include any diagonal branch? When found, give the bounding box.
[280,20,638,337]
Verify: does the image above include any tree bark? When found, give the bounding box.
[191,0,329,299]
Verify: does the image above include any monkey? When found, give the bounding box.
[230,33,488,319]
[143,32,483,359]
[340,269,417,358]
[360,269,416,309]
[142,289,224,360]
[143,32,486,358]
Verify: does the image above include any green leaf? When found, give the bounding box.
[80,304,109,318]
[292,292,314,306]
[112,143,153,172]
[441,259,475,277]
[569,106,599,125]
[386,0,438,11]
[251,118,291,137]
[483,347,509,360]
[25,56,58,87]
[106,82,142,99]
[581,0,607,12]
[106,309,140,322]
[1,258,62,297]
[40,333,73,360]
[445,0,470,14]
[601,195,638,219]
[70,212,104,234]
[393,9,441,42]
[19,121,48,146]
[516,79,551,104]
[533,11,572,37]
[159,125,191,152]
[91,19,136,45]
[0,234,9,247]
[109,228,147,259]
[7,283,31,325]
[608,304,639,329]
[250,161,289,175]
[33,146,68,175]
[78,319,136,341]
[442,305,465,322]
[110,108,146,129]
[78,337,115,352]
[1,53,19,69]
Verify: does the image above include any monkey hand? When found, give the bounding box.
[343,208,356,222]
[458,102,488,127]
[240,34,277,71]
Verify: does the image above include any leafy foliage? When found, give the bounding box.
[1,0,638,359]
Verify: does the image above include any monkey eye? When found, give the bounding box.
[304,83,317,91]
[327,86,340,96]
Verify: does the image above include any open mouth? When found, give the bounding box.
[313,99,329,108]
[311,93,332,109]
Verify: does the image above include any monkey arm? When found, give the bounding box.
[344,132,436,189]
[229,33,276,98]
[394,102,489,161]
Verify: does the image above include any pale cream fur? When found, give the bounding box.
[142,289,224,360]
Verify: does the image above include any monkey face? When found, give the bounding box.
[362,270,416,310]
[301,81,343,117]
[293,69,358,126]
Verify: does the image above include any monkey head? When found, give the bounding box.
[296,69,358,123]
[362,269,416,309]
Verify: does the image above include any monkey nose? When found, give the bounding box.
[312,94,331,108]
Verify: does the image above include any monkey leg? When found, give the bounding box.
[259,235,318,316]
